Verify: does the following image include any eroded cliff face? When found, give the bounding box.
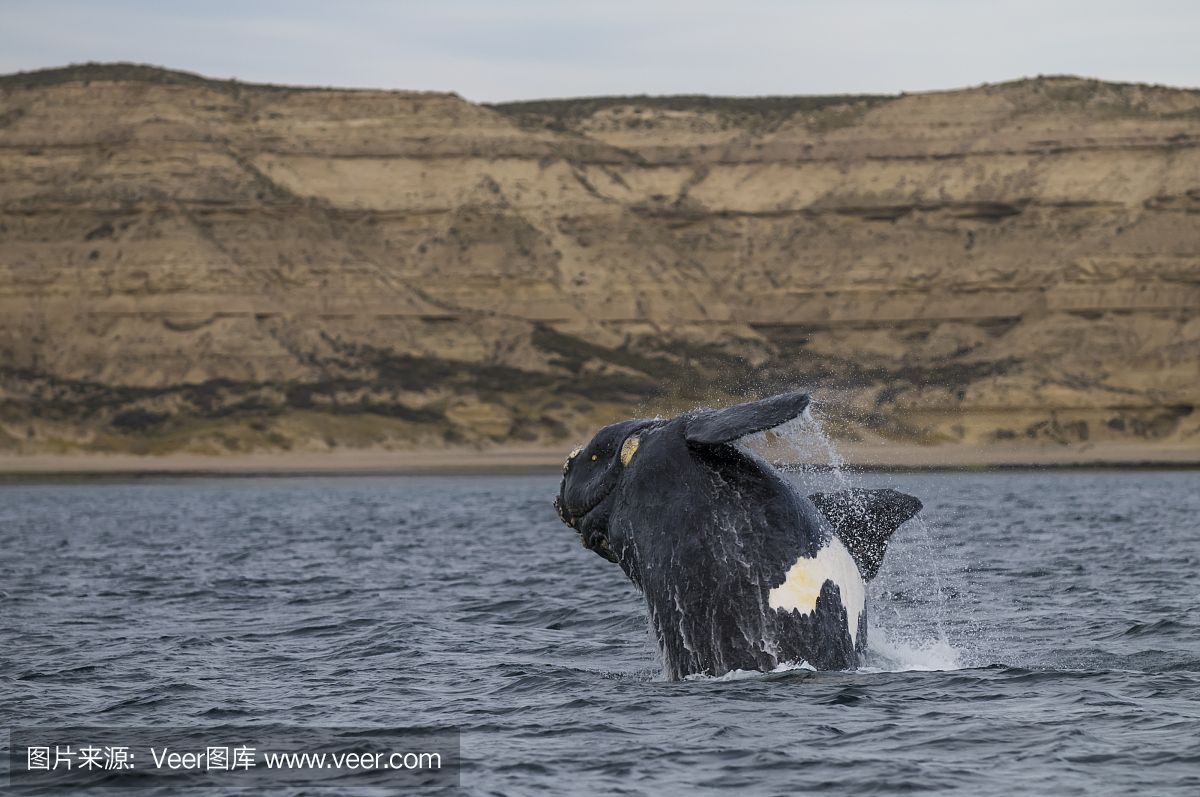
[0,64,1197,454]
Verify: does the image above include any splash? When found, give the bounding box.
[743,410,860,497]
[742,405,972,672]
[860,625,964,672]
[685,660,816,682]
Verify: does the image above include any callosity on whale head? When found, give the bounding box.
[554,391,924,679]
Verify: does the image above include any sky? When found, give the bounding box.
[1,1,1197,102]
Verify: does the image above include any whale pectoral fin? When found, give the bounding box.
[808,489,923,580]
[684,391,812,446]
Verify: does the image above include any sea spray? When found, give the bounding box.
[742,405,972,671]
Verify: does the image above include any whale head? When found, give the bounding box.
[554,391,921,575]
[554,391,816,565]
[554,417,659,562]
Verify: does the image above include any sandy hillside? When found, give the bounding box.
[0,64,1197,463]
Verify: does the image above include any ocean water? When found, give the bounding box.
[2,469,1199,795]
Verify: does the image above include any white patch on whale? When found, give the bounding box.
[768,537,865,647]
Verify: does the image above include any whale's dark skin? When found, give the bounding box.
[554,392,923,679]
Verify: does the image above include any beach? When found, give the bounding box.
[1,441,1196,477]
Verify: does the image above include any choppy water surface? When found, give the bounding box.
[2,469,1199,795]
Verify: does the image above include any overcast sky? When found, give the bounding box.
[1,1,1197,102]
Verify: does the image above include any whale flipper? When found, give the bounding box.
[808,488,923,580]
[684,391,811,446]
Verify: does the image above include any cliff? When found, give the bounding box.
[1,63,1197,457]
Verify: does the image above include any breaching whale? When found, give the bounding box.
[553,391,923,679]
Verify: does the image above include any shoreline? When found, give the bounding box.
[0,442,1196,480]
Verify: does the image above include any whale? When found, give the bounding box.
[553,391,923,679]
